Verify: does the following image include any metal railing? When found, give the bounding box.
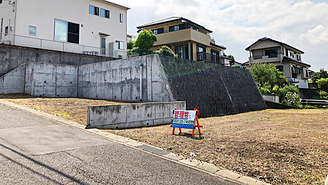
[197,52,224,65]
[0,33,126,59]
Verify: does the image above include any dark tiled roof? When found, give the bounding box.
[210,42,226,50]
[137,17,213,33]
[245,37,304,54]
[282,56,311,67]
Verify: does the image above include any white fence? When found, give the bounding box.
[0,33,126,59]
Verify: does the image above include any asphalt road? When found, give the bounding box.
[0,103,236,185]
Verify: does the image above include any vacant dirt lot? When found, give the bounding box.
[1,94,327,184]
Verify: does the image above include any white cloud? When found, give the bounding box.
[113,0,328,71]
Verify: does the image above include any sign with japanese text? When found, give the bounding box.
[172,110,196,129]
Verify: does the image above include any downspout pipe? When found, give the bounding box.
[140,64,143,102]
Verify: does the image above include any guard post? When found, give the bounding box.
[171,108,202,137]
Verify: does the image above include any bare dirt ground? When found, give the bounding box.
[1,94,327,184]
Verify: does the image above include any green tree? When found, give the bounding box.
[227,55,235,66]
[134,30,157,52]
[249,63,287,92]
[155,46,177,58]
[316,78,328,86]
[127,40,135,50]
[312,68,328,83]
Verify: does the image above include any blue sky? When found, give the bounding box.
[115,0,328,71]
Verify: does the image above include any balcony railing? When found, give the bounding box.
[0,33,126,59]
[197,52,224,65]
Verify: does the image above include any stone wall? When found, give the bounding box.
[159,55,267,117]
[87,101,185,129]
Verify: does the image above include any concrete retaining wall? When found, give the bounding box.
[25,63,78,97]
[87,101,186,129]
[78,55,174,102]
[0,64,25,94]
[0,44,113,77]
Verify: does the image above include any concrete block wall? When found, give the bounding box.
[78,55,174,102]
[87,101,186,129]
[0,64,25,94]
[25,63,78,97]
[0,44,114,77]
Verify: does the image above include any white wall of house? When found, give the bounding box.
[0,1,16,43]
[1,0,128,58]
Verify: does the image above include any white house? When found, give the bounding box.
[0,0,129,59]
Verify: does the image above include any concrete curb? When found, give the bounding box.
[0,99,270,185]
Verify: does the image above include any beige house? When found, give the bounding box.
[245,37,311,88]
[137,17,226,64]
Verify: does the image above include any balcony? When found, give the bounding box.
[197,52,224,65]
[154,28,211,47]
[249,54,283,64]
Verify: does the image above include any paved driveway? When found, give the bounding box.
[0,103,237,185]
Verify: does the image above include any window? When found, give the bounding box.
[5,26,8,36]
[175,45,188,59]
[169,24,186,32]
[101,9,110,18]
[29,26,36,36]
[116,41,124,50]
[152,28,164,35]
[262,49,278,58]
[120,13,123,23]
[197,45,206,61]
[54,19,79,44]
[276,66,284,72]
[89,5,99,16]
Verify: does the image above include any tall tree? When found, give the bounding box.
[134,30,157,52]
[312,68,328,83]
[249,63,287,92]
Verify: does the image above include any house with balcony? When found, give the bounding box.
[0,0,129,59]
[136,17,227,64]
[245,37,311,88]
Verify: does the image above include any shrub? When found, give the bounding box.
[127,47,147,56]
[260,87,271,94]
[317,78,328,86]
[127,40,135,50]
[319,90,328,99]
[285,92,301,107]
[155,46,177,58]
[303,105,318,109]
[276,85,299,101]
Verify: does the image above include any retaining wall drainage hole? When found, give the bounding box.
[44,81,46,83]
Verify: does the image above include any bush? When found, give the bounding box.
[276,85,299,100]
[127,47,147,56]
[260,87,271,94]
[127,40,135,50]
[155,46,177,58]
[317,78,328,86]
[285,92,301,107]
[319,90,328,99]
[303,105,318,109]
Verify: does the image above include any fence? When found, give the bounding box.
[0,33,126,59]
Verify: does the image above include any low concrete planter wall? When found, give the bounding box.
[262,94,280,103]
[87,101,186,129]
